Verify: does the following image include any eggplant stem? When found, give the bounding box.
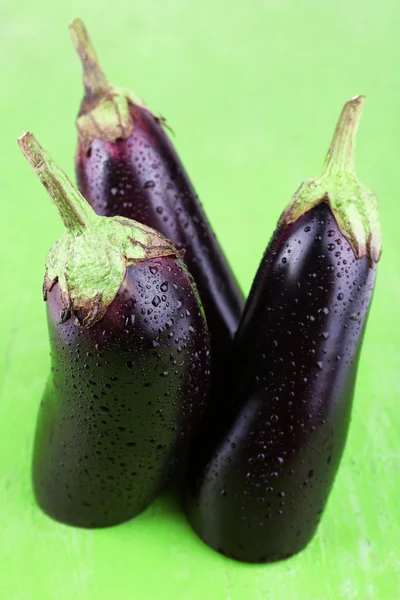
[323,95,365,176]
[69,18,110,100]
[280,95,382,264]
[18,132,96,234]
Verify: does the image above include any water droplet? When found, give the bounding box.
[144,180,155,188]
[337,293,344,301]
[152,295,161,307]
[160,282,169,292]
[156,206,163,214]
[110,187,117,196]
[327,243,335,251]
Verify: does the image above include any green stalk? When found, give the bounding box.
[280,96,382,264]
[69,18,110,102]
[69,18,147,151]
[18,132,96,235]
[322,95,364,176]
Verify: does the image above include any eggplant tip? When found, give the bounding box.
[346,95,366,112]
[69,17,84,30]
[17,131,32,153]
[349,94,365,103]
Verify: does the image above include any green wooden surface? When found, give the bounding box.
[1,1,399,598]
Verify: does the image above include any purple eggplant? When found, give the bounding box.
[185,96,382,562]
[69,19,244,377]
[18,132,211,528]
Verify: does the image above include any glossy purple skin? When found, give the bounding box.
[33,257,211,528]
[185,203,376,563]
[76,105,244,372]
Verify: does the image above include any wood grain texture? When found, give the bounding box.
[1,0,399,598]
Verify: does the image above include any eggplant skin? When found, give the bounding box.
[33,257,211,528]
[76,104,244,366]
[185,203,376,563]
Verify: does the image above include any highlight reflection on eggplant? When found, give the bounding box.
[19,132,211,528]
[185,96,381,563]
[70,18,244,374]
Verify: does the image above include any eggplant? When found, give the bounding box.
[19,132,211,528]
[69,19,244,377]
[185,96,382,563]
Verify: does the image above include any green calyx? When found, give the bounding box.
[69,18,150,151]
[280,95,382,264]
[18,132,182,328]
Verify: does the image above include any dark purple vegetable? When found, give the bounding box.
[70,19,244,376]
[18,132,211,528]
[185,96,382,563]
